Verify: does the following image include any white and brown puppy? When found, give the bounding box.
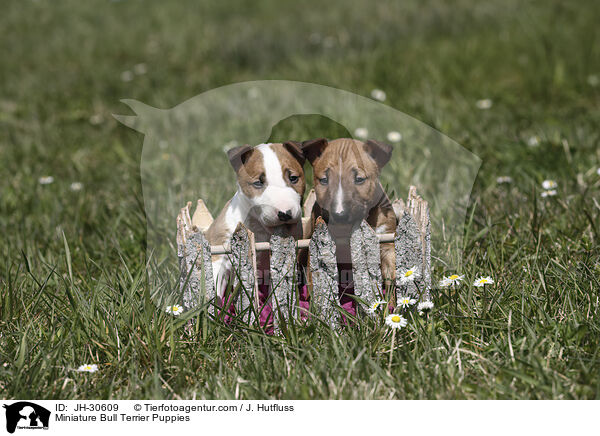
[302,138,397,295]
[205,142,306,298]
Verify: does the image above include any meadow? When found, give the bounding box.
[1,0,599,399]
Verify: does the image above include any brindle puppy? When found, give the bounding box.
[302,138,397,305]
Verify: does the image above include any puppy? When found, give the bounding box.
[205,142,306,311]
[301,138,397,308]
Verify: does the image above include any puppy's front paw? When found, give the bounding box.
[213,257,233,298]
[380,243,396,301]
[380,243,396,281]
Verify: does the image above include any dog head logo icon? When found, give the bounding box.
[3,402,50,434]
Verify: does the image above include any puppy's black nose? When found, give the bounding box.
[278,210,292,222]
[331,210,350,223]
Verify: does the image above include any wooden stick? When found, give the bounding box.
[350,220,382,305]
[308,217,339,329]
[209,232,397,255]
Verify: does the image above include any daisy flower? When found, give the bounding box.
[527,136,540,147]
[496,176,513,184]
[70,182,83,192]
[541,180,558,190]
[38,176,54,185]
[417,301,434,314]
[354,127,368,140]
[476,99,493,109]
[387,131,402,143]
[166,305,184,316]
[366,299,387,315]
[597,168,600,176]
[396,295,417,308]
[439,274,464,288]
[370,89,387,102]
[399,266,420,284]
[77,364,98,373]
[385,314,407,329]
[588,74,599,87]
[541,190,557,198]
[473,276,494,287]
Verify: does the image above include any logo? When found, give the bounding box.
[2,402,50,434]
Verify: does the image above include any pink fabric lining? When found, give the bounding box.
[215,261,393,332]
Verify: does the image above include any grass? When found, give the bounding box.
[1,0,600,399]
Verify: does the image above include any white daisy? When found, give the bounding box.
[588,74,599,87]
[527,136,540,147]
[120,70,134,82]
[38,176,54,185]
[77,364,98,373]
[439,274,464,288]
[417,301,434,312]
[70,182,83,192]
[385,314,408,329]
[476,99,493,109]
[596,168,600,176]
[541,190,557,198]
[133,63,147,75]
[396,295,417,308]
[386,131,402,143]
[354,127,368,140]
[166,305,184,316]
[496,176,513,184]
[473,276,494,287]
[370,89,387,102]
[541,180,558,190]
[399,266,420,284]
[366,299,387,315]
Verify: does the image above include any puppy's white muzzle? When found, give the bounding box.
[254,186,301,227]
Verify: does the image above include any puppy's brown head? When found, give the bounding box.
[302,138,392,225]
[227,142,306,228]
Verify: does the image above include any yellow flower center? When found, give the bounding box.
[391,315,401,323]
[404,270,413,277]
[450,275,459,280]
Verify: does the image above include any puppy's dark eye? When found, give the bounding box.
[319,177,329,186]
[289,174,299,184]
[354,176,366,185]
[252,180,264,188]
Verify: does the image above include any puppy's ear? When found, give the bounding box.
[283,141,305,166]
[301,138,328,163]
[227,144,253,173]
[364,139,393,168]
